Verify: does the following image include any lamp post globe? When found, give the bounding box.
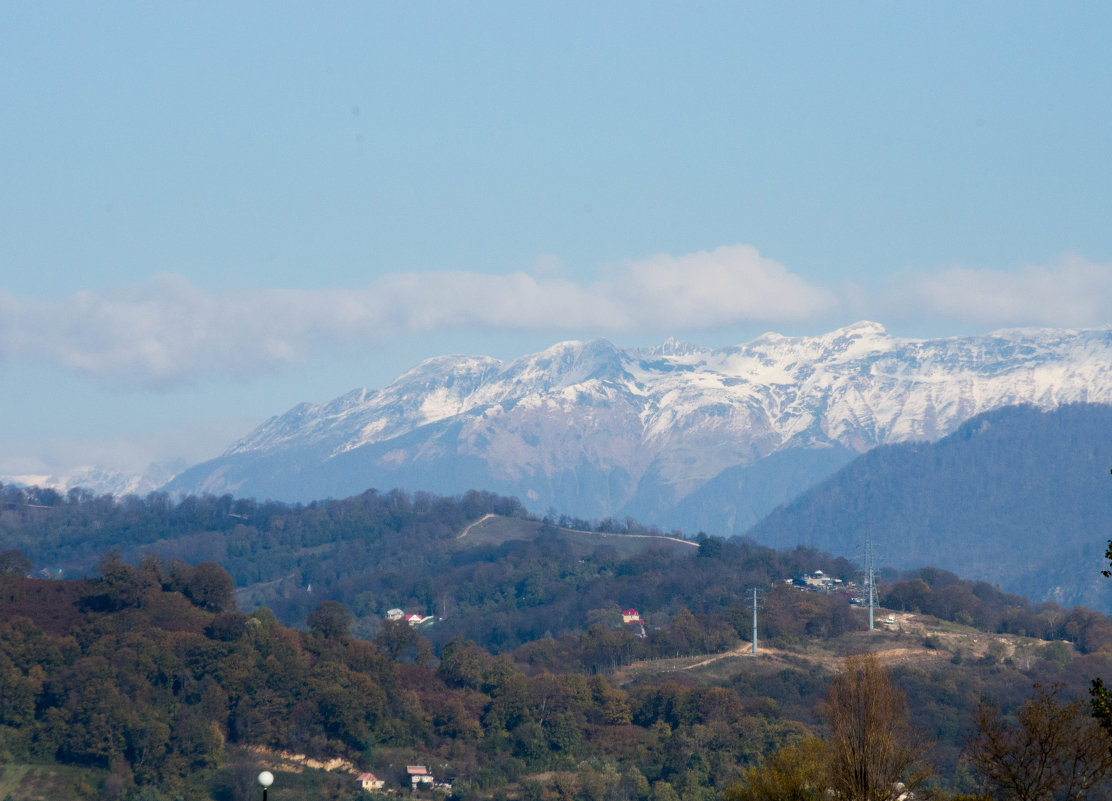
[258,770,274,800]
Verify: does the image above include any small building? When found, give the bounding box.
[406,614,434,627]
[385,608,405,621]
[622,609,641,624]
[359,773,385,791]
[798,571,843,592]
[407,765,433,788]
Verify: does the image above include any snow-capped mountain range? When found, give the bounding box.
[1,463,180,499]
[164,321,1112,535]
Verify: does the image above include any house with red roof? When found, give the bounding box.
[407,765,433,788]
[358,772,384,791]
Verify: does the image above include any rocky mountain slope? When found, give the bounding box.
[166,322,1112,533]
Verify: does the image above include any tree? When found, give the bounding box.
[970,683,1112,800]
[181,562,236,612]
[206,612,247,642]
[822,654,931,801]
[96,551,158,609]
[723,737,827,801]
[1094,499,1112,738]
[0,549,32,576]
[374,617,416,659]
[306,600,352,640]
[437,638,481,686]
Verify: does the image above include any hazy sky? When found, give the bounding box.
[3,2,1112,481]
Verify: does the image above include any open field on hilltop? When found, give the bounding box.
[454,513,699,558]
[612,608,1065,687]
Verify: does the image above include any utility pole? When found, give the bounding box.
[752,587,759,654]
[864,531,876,631]
[747,587,765,655]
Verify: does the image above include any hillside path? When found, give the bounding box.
[457,513,497,539]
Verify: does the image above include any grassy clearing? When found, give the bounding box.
[0,764,30,798]
[456,515,697,558]
[0,762,103,801]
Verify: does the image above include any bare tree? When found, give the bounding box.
[822,654,932,801]
[966,683,1112,800]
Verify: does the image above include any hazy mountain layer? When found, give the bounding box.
[747,403,1112,610]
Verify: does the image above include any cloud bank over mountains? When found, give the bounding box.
[892,254,1112,327]
[3,246,1109,389]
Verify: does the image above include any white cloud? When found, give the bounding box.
[0,246,832,387]
[885,254,1112,329]
[3,248,1111,389]
[603,244,835,328]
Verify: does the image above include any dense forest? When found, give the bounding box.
[0,484,857,651]
[4,485,1112,799]
[4,562,1112,801]
[0,562,824,801]
[3,484,1110,662]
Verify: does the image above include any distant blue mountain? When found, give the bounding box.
[745,403,1112,611]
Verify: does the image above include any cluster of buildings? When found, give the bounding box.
[357,765,452,794]
[384,608,435,627]
[784,570,854,595]
[784,571,897,617]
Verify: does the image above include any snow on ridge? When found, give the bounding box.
[1,465,169,498]
[223,324,1112,467]
[632,337,707,360]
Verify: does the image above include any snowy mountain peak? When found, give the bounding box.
[634,337,706,359]
[817,320,891,353]
[169,324,1112,533]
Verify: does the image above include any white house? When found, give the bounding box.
[407,765,433,788]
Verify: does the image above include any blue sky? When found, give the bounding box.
[3,2,1112,483]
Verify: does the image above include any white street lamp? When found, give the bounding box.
[258,770,274,801]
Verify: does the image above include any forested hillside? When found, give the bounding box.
[4,557,1112,801]
[6,483,1112,798]
[0,485,850,651]
[746,403,1112,611]
[4,482,1112,662]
